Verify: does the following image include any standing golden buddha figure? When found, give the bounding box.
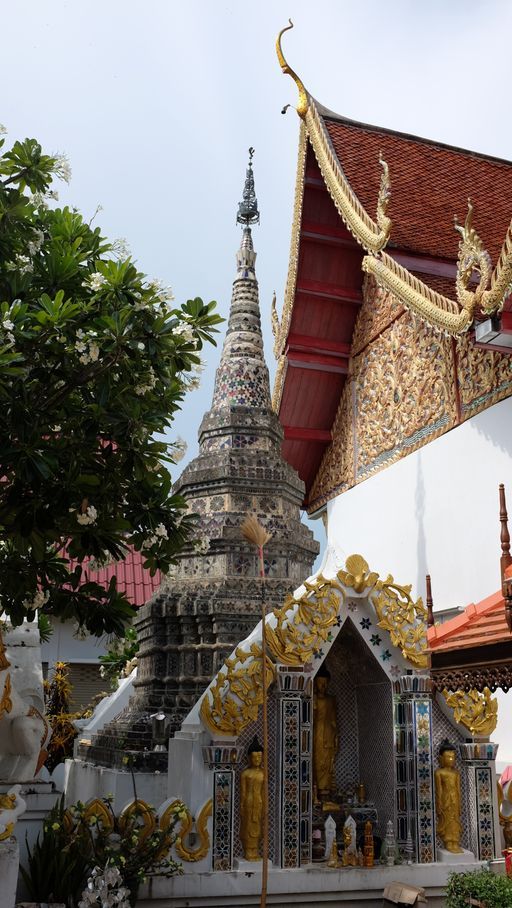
[240,736,264,860]
[313,666,339,805]
[435,740,464,853]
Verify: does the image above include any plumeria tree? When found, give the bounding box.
[0,126,222,636]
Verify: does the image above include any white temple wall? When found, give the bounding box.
[326,394,512,767]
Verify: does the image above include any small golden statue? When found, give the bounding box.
[326,839,339,868]
[240,736,264,861]
[342,824,357,866]
[313,666,338,803]
[363,820,374,867]
[435,740,464,853]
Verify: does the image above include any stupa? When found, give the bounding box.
[78,151,318,767]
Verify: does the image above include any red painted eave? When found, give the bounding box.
[428,565,512,654]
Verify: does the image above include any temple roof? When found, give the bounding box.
[320,107,512,262]
[272,25,512,506]
[428,566,512,692]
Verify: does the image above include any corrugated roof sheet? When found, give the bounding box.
[322,114,512,261]
[70,549,161,607]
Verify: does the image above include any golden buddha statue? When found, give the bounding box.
[313,667,338,802]
[435,740,464,853]
[240,736,264,861]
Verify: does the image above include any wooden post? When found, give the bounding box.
[499,484,512,591]
[426,574,434,627]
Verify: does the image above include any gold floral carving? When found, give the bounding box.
[337,554,427,667]
[442,687,498,737]
[199,554,427,736]
[162,798,213,862]
[200,643,275,737]
[363,202,512,336]
[309,380,354,507]
[481,215,512,315]
[119,799,155,844]
[306,99,391,254]
[354,313,457,472]
[271,354,288,413]
[273,123,307,364]
[352,275,404,357]
[266,576,344,666]
[0,674,12,720]
[456,332,512,418]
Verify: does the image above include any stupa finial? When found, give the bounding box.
[236,147,260,228]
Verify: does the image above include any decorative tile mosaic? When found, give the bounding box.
[475,766,495,861]
[413,699,435,863]
[212,769,234,871]
[280,697,302,868]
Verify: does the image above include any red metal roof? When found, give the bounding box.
[71,549,161,607]
[428,565,512,654]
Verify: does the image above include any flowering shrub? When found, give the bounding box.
[0,128,222,636]
[43,661,80,771]
[22,794,183,907]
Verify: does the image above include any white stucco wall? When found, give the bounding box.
[326,393,512,767]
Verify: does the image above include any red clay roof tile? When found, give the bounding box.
[322,114,512,261]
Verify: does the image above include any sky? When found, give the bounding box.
[3,2,512,753]
[3,0,512,559]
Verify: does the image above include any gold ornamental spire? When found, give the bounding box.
[276,20,309,118]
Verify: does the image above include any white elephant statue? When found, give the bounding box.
[0,621,50,783]
[0,784,27,840]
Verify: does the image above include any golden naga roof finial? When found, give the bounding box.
[276,20,308,119]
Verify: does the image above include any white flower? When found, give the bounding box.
[52,152,72,184]
[111,237,130,259]
[83,272,106,292]
[136,341,144,351]
[0,124,7,136]
[172,437,187,462]
[2,319,14,332]
[174,322,195,343]
[12,254,34,275]
[27,229,45,256]
[31,191,48,210]
[22,589,49,610]
[76,505,98,526]
[187,375,201,391]
[88,342,99,362]
[134,366,157,396]
[155,523,168,538]
[191,358,204,375]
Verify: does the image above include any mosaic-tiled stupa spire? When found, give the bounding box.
[79,153,318,768]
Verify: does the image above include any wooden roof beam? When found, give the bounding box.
[283,426,332,443]
[296,278,362,305]
[286,349,349,375]
[288,332,351,358]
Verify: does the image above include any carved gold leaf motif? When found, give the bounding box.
[199,554,427,736]
[200,644,275,736]
[442,687,498,737]
[161,798,213,862]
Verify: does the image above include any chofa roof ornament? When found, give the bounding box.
[276,20,309,119]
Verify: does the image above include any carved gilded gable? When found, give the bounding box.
[309,277,512,512]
